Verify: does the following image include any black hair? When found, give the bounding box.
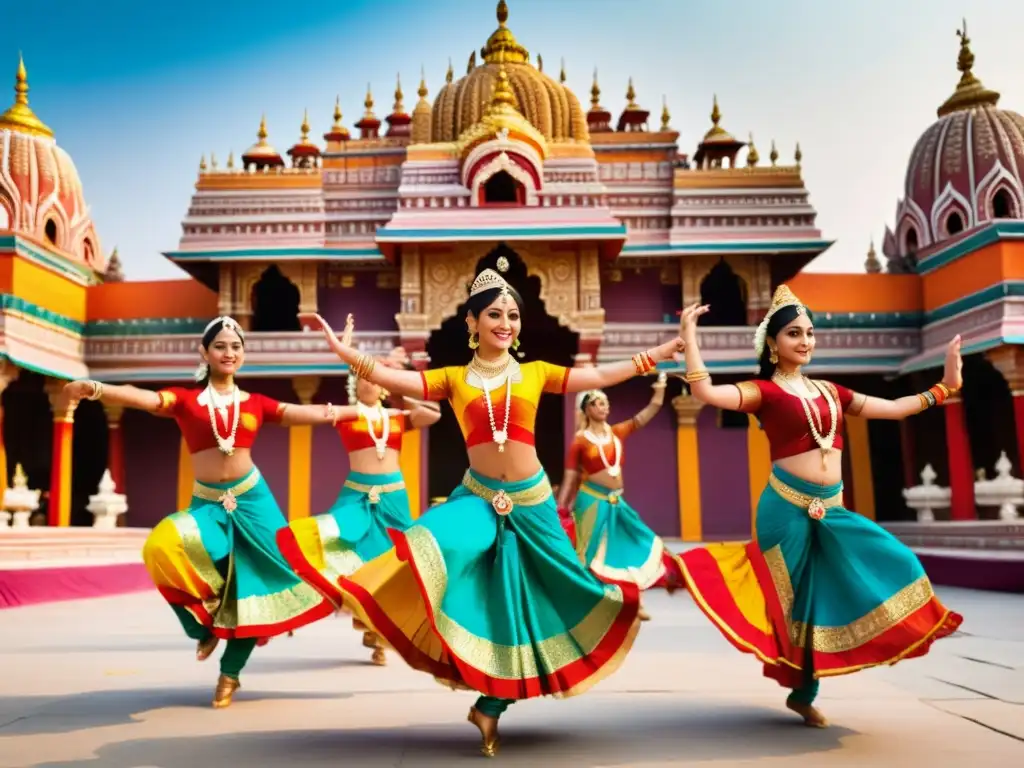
[197,319,245,387]
[464,280,525,319]
[579,391,599,412]
[755,304,815,380]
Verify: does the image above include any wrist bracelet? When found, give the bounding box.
[683,369,710,384]
[87,380,104,401]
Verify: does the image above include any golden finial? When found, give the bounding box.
[257,114,268,143]
[199,154,207,172]
[560,58,567,84]
[210,152,218,170]
[746,133,759,167]
[0,53,54,138]
[300,109,311,141]
[769,139,779,166]
[393,73,405,113]
[363,84,376,117]
[333,95,343,125]
[446,58,454,83]
[481,0,529,64]
[13,463,26,487]
[227,151,235,169]
[865,238,882,274]
[794,142,802,166]
[491,65,517,110]
[497,0,509,24]
[590,68,602,110]
[710,94,721,127]
[660,96,670,130]
[467,51,476,73]
[937,18,1000,117]
[537,53,543,72]
[418,67,428,100]
[625,77,638,109]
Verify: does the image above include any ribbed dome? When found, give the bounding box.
[430,2,589,144]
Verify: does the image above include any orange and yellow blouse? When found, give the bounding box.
[419,360,570,448]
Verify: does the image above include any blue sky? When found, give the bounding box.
[6,0,1024,279]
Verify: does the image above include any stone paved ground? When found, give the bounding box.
[0,585,1021,767]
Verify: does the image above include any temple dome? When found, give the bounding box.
[0,56,103,271]
[430,1,589,144]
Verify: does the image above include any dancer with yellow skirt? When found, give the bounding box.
[63,317,354,707]
[556,374,685,622]
[278,336,440,665]
[676,285,964,728]
[294,257,685,757]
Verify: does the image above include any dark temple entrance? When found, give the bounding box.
[425,244,578,500]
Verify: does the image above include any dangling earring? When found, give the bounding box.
[468,331,479,350]
[512,337,524,359]
[769,347,779,365]
[194,360,209,382]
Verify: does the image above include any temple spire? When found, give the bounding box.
[937,18,1000,117]
[0,54,54,138]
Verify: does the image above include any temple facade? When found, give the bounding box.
[2,5,1023,543]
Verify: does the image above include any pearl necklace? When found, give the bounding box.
[357,401,390,460]
[205,383,240,456]
[583,425,622,478]
[774,373,837,468]
[470,357,512,452]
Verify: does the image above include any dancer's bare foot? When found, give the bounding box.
[362,630,378,649]
[371,647,387,666]
[786,698,829,728]
[196,636,219,661]
[638,605,651,621]
[212,674,240,708]
[467,706,500,758]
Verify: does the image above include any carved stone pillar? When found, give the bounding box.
[288,375,321,521]
[217,263,234,317]
[0,361,19,489]
[45,379,76,527]
[987,345,1024,475]
[671,391,705,541]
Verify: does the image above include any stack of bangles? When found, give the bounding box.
[918,382,958,411]
[324,403,341,426]
[631,350,656,375]
[682,368,709,384]
[352,353,376,379]
[86,380,104,400]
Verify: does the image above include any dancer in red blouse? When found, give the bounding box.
[64,317,360,707]
[676,285,964,728]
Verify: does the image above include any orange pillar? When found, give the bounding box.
[671,392,704,542]
[45,379,75,527]
[288,376,320,521]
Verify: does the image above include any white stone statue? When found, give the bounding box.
[902,464,950,522]
[974,451,1023,521]
[86,469,128,529]
[2,463,41,529]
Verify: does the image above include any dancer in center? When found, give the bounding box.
[288,259,685,757]
[676,285,963,728]
[278,325,441,665]
[556,374,685,622]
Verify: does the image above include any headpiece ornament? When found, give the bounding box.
[753,285,805,358]
[576,389,607,412]
[203,316,245,340]
[469,268,513,305]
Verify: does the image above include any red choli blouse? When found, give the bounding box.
[734,379,865,461]
[336,410,412,453]
[156,387,284,454]
[565,419,637,476]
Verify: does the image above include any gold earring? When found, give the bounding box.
[769,348,779,365]
[468,331,479,350]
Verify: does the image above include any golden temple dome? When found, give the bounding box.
[0,54,53,139]
[431,1,588,144]
[456,64,547,159]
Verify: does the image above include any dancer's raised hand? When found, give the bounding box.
[679,303,710,339]
[340,313,355,347]
[943,334,963,392]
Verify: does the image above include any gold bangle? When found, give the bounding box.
[683,369,709,383]
[87,380,104,401]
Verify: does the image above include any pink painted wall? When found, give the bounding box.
[317,269,400,331]
[696,407,752,540]
[600,268,681,323]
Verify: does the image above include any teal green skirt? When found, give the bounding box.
[336,468,643,700]
[680,464,963,685]
[142,467,333,639]
[573,480,682,590]
[276,470,412,607]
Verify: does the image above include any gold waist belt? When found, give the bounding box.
[461,471,552,516]
[768,473,843,521]
[579,484,624,505]
[192,469,262,512]
[344,478,406,504]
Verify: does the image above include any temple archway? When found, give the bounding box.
[251,265,301,332]
[425,244,578,498]
[481,171,525,206]
[699,259,747,326]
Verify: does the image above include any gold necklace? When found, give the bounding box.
[774,374,837,468]
[470,353,511,379]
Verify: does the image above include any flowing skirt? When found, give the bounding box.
[679,465,962,686]
[336,468,642,700]
[573,480,683,590]
[142,467,333,639]
[276,470,412,608]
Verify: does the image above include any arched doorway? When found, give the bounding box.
[425,244,578,498]
[251,266,301,331]
[699,259,747,326]
[481,171,525,206]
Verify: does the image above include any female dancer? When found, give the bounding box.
[287,262,685,757]
[676,285,964,728]
[278,322,440,665]
[556,373,685,621]
[63,317,353,707]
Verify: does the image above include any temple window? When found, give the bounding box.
[946,211,965,235]
[992,188,1014,219]
[480,171,525,206]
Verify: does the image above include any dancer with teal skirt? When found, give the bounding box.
[676,285,964,728]
[277,330,440,665]
[63,317,356,708]
[556,374,685,621]
[291,255,685,757]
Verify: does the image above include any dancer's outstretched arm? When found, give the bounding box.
[63,380,164,413]
[676,303,745,411]
[853,336,963,420]
[278,403,359,426]
[300,313,425,400]
[630,373,667,429]
[565,339,685,393]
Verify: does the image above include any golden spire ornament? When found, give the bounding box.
[794,142,803,166]
[746,133,759,166]
[393,74,405,113]
[560,58,567,84]
[769,139,779,166]
[363,84,376,118]
[625,77,639,109]
[332,96,343,127]
[417,67,429,101]
[590,68,602,111]
[660,96,671,130]
[446,58,454,84]
[0,53,54,138]
[938,18,1000,117]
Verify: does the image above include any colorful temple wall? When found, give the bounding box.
[316,270,400,332]
[600,268,679,323]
